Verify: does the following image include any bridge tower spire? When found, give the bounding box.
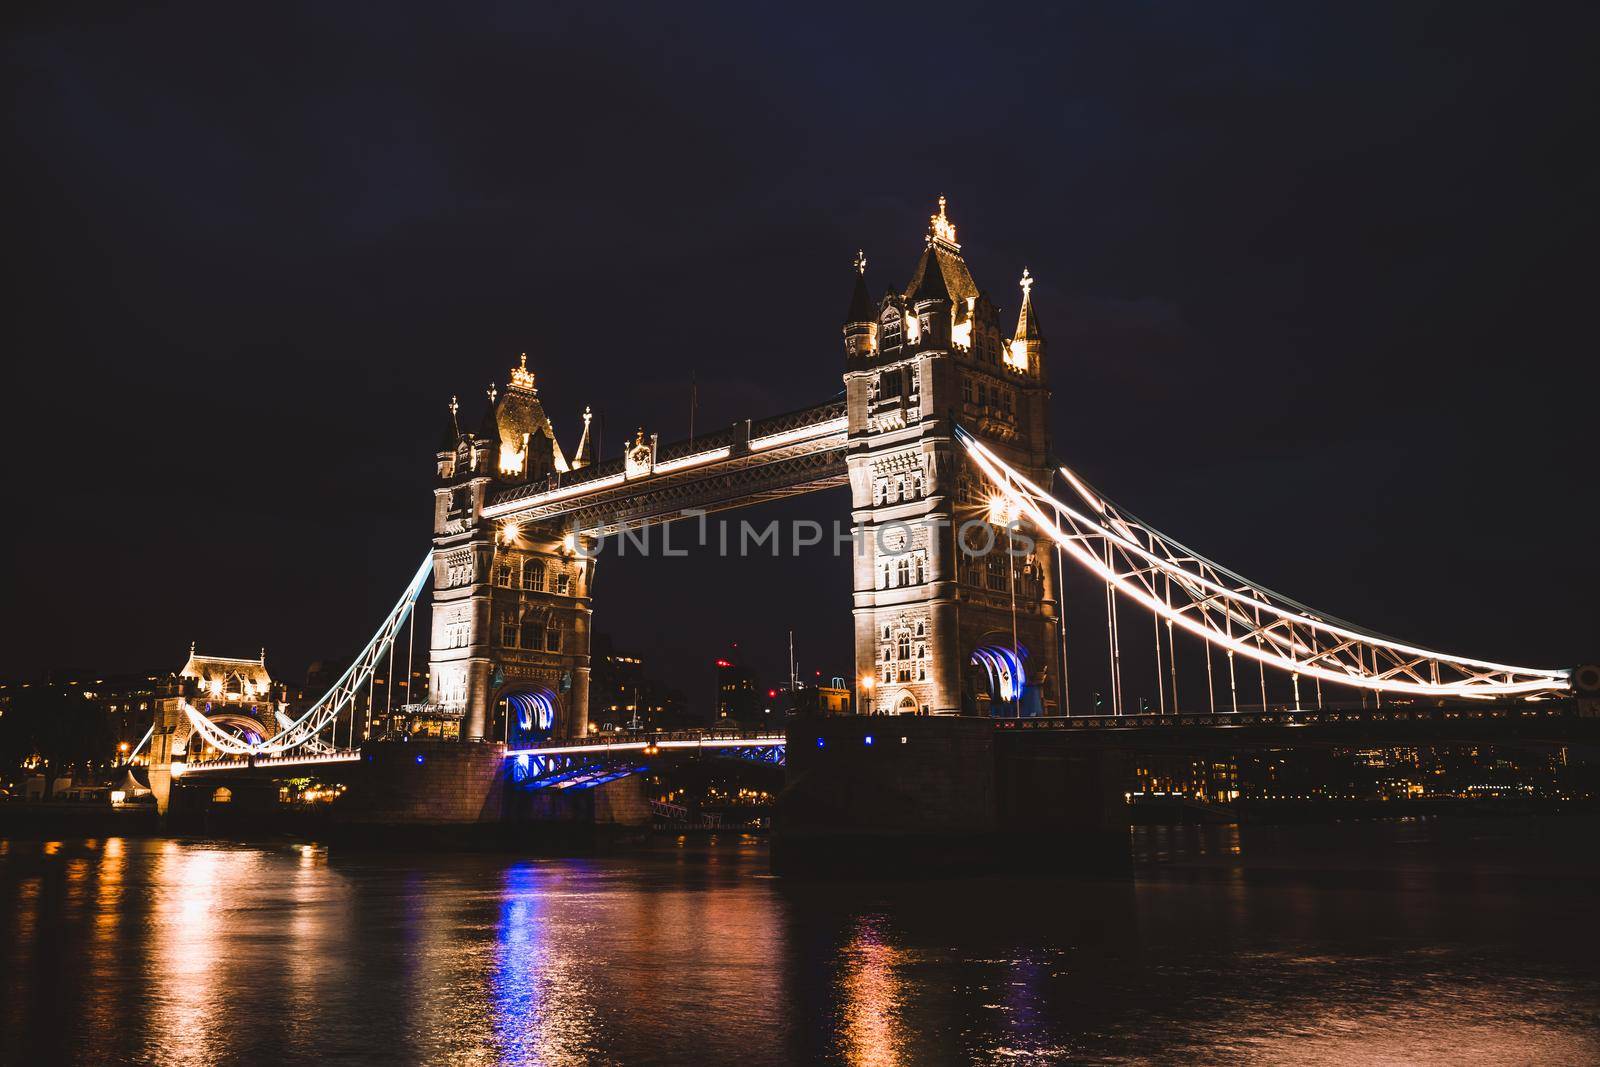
[844,195,1059,717]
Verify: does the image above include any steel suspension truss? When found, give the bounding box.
[722,744,785,767]
[510,752,649,789]
[181,554,432,759]
[506,733,788,789]
[957,428,1570,702]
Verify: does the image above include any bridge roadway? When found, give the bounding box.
[482,399,849,535]
[175,729,790,780]
[992,697,1599,749]
[177,698,1594,780]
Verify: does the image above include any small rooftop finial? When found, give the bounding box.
[449,395,459,418]
[487,383,498,405]
[259,647,266,663]
[189,640,196,657]
[929,194,958,247]
[583,405,593,425]
[854,249,867,275]
[1020,267,1033,300]
[510,352,536,392]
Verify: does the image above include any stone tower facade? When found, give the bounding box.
[844,198,1061,716]
[429,356,594,742]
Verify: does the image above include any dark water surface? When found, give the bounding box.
[3,818,1598,1065]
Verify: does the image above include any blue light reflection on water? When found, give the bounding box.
[492,863,557,1063]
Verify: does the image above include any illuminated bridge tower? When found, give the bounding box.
[843,198,1061,716]
[429,355,595,742]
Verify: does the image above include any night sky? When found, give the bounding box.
[5,4,1598,704]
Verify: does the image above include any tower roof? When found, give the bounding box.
[904,196,978,304]
[180,649,272,689]
[845,250,874,324]
[1013,268,1042,342]
[908,244,954,304]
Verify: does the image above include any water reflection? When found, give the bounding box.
[0,822,1596,1064]
[492,863,599,1064]
[147,844,232,1066]
[836,915,905,1065]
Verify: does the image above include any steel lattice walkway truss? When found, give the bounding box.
[957,428,1570,703]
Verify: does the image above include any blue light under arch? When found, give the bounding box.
[506,689,557,747]
[971,644,1027,704]
[970,643,1045,717]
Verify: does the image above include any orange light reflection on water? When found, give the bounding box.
[838,915,906,1066]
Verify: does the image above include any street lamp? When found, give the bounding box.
[859,674,875,715]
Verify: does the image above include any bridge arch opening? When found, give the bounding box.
[175,709,272,760]
[501,688,558,748]
[967,639,1043,718]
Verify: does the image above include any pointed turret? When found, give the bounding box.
[571,406,593,470]
[475,384,501,442]
[438,395,462,452]
[435,395,462,480]
[842,250,878,361]
[1007,268,1044,376]
[846,250,874,322]
[908,204,956,349]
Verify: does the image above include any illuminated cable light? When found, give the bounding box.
[251,554,431,754]
[955,428,1568,699]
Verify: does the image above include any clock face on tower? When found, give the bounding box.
[883,527,907,552]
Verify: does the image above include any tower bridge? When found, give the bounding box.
[144,196,1596,864]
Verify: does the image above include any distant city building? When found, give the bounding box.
[775,676,853,716]
[588,633,689,731]
[716,646,762,725]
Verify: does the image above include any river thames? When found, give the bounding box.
[3,817,1597,1065]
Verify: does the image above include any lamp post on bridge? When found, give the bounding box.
[859,674,875,716]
